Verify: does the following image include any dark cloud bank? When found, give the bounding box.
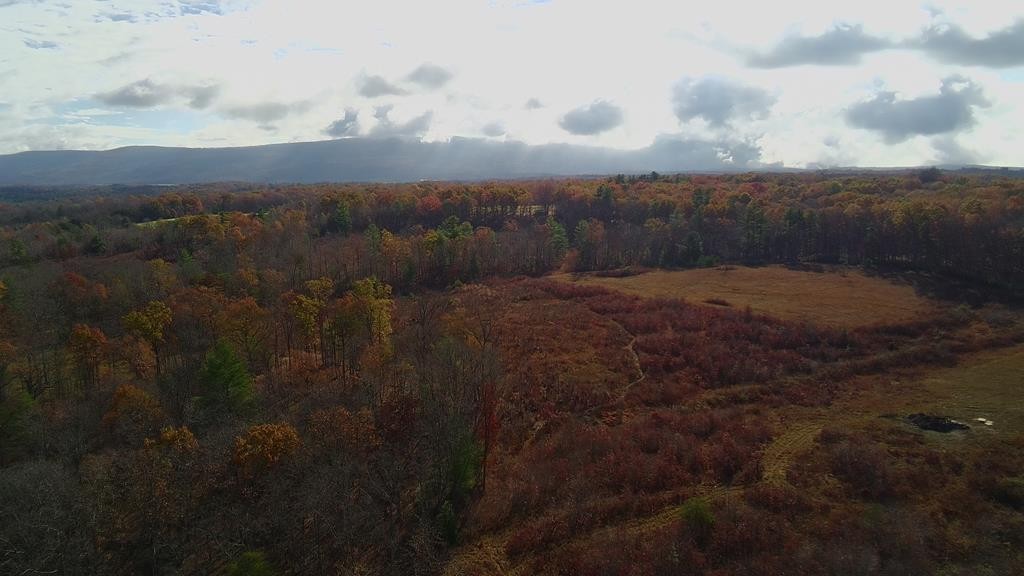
[0,136,765,185]
[846,76,988,142]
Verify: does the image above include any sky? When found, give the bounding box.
[1,0,1023,168]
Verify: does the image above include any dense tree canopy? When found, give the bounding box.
[0,171,1022,574]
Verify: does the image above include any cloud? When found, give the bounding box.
[845,76,989,143]
[406,63,453,89]
[525,98,544,110]
[97,12,136,23]
[96,79,220,109]
[222,101,309,123]
[23,38,58,49]
[481,122,505,137]
[183,85,219,109]
[178,1,223,16]
[324,108,360,138]
[96,79,175,107]
[359,75,408,98]
[672,77,774,127]
[369,105,432,138]
[559,100,623,135]
[748,25,890,67]
[914,21,1024,68]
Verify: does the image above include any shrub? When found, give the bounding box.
[680,497,715,549]
[992,477,1024,510]
[228,550,275,576]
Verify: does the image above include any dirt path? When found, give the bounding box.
[500,483,747,576]
[624,334,645,388]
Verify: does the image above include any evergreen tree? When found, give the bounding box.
[200,340,253,414]
[334,201,352,235]
[547,216,568,259]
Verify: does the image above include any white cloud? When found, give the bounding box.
[0,0,1021,167]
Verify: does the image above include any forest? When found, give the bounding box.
[1,169,1024,575]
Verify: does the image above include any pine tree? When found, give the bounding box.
[334,202,352,235]
[201,340,253,414]
[547,216,568,259]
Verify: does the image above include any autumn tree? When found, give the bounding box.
[101,384,167,447]
[326,294,362,379]
[352,276,393,355]
[68,323,107,395]
[288,277,334,366]
[233,423,301,477]
[216,297,270,371]
[123,301,173,379]
[308,405,381,456]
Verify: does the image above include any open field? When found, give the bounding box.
[918,344,1024,438]
[550,266,939,328]
[452,341,1024,575]
[448,276,1024,575]
[761,344,1024,484]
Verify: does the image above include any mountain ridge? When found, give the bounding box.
[0,136,765,185]
[0,137,1020,186]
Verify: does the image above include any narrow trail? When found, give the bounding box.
[583,320,646,422]
[522,321,644,452]
[760,407,874,485]
[624,334,646,389]
[500,483,747,576]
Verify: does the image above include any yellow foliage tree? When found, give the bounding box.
[233,423,301,475]
[123,300,172,377]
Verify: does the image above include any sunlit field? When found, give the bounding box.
[551,266,939,328]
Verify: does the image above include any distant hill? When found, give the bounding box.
[0,136,768,186]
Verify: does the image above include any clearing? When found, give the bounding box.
[549,265,938,328]
[762,344,1024,484]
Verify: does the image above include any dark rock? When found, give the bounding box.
[907,413,969,433]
